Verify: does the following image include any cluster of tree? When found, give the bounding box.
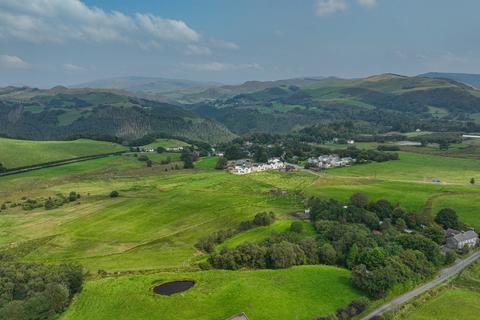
[0,255,83,320]
[195,212,276,253]
[2,192,81,212]
[334,147,399,163]
[206,193,466,299]
[0,163,6,173]
[218,136,398,167]
[215,157,228,170]
[317,298,369,320]
[180,148,199,169]
[410,132,462,149]
[377,145,400,151]
[136,154,153,167]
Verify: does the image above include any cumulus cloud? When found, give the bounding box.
[0,55,30,69]
[315,0,348,16]
[357,0,377,8]
[182,62,262,72]
[0,0,200,46]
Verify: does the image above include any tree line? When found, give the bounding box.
[0,255,83,320]
[204,193,468,300]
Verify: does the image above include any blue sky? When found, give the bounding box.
[0,0,479,87]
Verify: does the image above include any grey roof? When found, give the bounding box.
[228,313,249,320]
[452,230,478,242]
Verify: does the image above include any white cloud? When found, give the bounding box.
[210,39,240,50]
[0,55,30,69]
[0,0,200,46]
[63,63,86,72]
[315,0,348,16]
[182,62,262,72]
[357,0,377,8]
[186,44,212,56]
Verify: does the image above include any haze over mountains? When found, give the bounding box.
[419,72,480,89]
[1,73,480,144]
[71,76,221,95]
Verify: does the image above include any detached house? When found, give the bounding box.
[446,230,479,249]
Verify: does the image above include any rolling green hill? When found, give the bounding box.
[0,137,126,169]
[420,72,480,89]
[71,76,220,95]
[0,87,235,144]
[190,74,480,135]
[61,266,362,320]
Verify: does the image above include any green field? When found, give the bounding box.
[219,220,315,249]
[61,266,362,320]
[0,137,126,168]
[3,146,480,319]
[390,262,480,320]
[328,152,480,184]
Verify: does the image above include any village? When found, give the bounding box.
[229,158,286,175]
[306,154,355,169]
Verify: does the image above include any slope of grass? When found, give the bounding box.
[391,262,480,320]
[61,266,363,320]
[219,220,315,249]
[0,137,126,168]
[328,152,480,183]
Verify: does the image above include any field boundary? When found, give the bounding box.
[0,151,126,177]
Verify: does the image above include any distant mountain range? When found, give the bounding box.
[2,73,480,144]
[419,72,480,89]
[0,86,234,144]
[71,76,221,95]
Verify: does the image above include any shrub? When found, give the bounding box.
[290,221,304,233]
[110,191,119,198]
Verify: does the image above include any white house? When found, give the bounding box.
[230,158,285,175]
[446,230,479,249]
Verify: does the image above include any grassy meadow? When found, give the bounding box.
[0,137,126,168]
[61,266,362,320]
[389,262,480,320]
[2,145,480,319]
[328,151,480,184]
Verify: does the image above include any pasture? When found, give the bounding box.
[328,152,480,184]
[391,262,480,320]
[0,137,126,168]
[61,266,363,320]
[2,148,480,319]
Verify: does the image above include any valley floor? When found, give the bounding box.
[1,150,480,319]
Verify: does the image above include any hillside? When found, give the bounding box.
[0,87,235,144]
[174,76,326,103]
[0,137,126,169]
[420,72,480,89]
[71,76,220,95]
[189,74,480,135]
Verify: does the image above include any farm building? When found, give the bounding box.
[446,229,479,249]
[227,313,249,320]
[230,158,285,175]
[307,154,355,169]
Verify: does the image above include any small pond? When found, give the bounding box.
[153,280,195,296]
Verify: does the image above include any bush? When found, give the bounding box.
[215,157,228,170]
[253,212,276,226]
[290,221,304,233]
[350,192,369,208]
[435,208,461,230]
[110,191,119,198]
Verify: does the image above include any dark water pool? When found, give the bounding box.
[153,280,195,296]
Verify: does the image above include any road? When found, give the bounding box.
[361,250,480,320]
